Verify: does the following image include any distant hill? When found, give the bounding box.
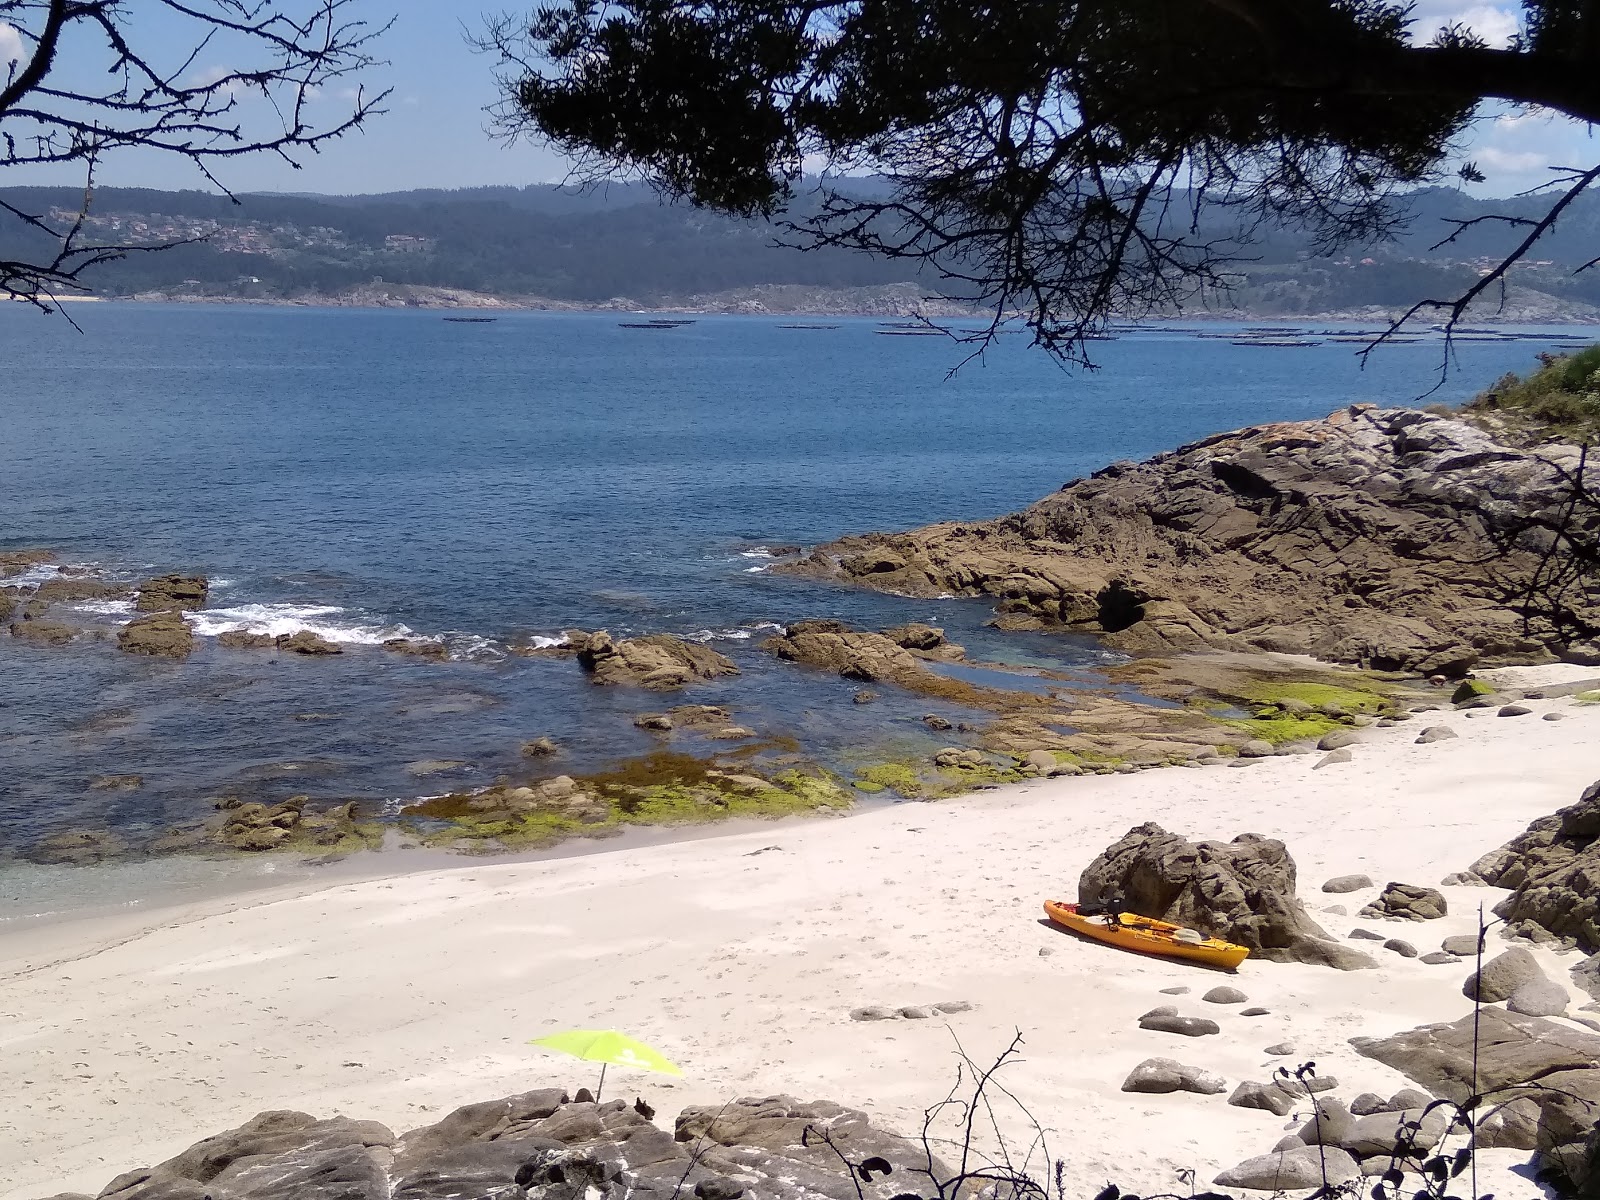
[2,181,1598,318]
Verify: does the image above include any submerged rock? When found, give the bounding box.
[9,618,77,646]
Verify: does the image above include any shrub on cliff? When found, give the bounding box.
[1467,346,1600,445]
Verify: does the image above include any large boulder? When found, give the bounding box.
[1470,778,1600,954]
[1352,1007,1600,1102]
[1213,1145,1359,1191]
[135,574,209,612]
[573,630,738,690]
[1463,947,1547,1003]
[117,610,193,658]
[773,406,1600,668]
[1121,1057,1226,1095]
[1078,822,1375,969]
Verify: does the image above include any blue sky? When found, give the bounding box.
[1,0,1594,199]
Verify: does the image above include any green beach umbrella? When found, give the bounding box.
[530,1029,682,1101]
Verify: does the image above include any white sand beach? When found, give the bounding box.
[4,664,1598,1200]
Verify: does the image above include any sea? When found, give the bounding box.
[0,303,1586,919]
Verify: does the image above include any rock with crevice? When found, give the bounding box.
[1359,881,1447,921]
[775,406,1598,669]
[1121,1057,1226,1095]
[50,1091,948,1200]
[572,630,738,690]
[1469,778,1600,955]
[134,574,208,612]
[1079,822,1375,969]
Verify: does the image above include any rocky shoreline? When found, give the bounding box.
[776,404,1600,672]
[8,524,1600,873]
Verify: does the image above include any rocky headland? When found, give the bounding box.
[777,404,1600,673]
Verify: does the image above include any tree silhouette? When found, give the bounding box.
[485,1,1600,364]
[1,0,389,313]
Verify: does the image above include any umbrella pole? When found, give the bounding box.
[596,1062,606,1104]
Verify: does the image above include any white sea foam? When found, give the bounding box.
[739,547,778,559]
[187,603,409,645]
[743,565,769,574]
[66,599,136,617]
[4,562,65,588]
[525,634,569,650]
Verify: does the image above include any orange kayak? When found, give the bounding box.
[1044,900,1250,971]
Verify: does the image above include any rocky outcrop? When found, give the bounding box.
[135,574,209,612]
[766,620,925,684]
[1079,823,1377,969]
[779,405,1600,668]
[571,630,738,690]
[0,548,53,578]
[33,577,131,604]
[218,630,275,649]
[275,630,343,655]
[117,610,193,658]
[1470,778,1600,954]
[9,618,77,646]
[1351,1008,1600,1194]
[58,1091,942,1200]
[1358,881,1448,922]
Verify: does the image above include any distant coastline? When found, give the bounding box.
[70,279,1600,326]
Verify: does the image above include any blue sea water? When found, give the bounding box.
[0,303,1585,876]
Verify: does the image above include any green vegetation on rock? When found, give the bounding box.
[1241,681,1390,714]
[853,761,925,798]
[1464,345,1600,444]
[1222,714,1340,745]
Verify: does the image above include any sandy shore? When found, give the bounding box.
[4,664,1598,1199]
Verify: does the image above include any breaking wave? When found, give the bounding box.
[186,603,410,646]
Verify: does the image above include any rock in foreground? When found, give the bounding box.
[1351,1007,1600,1194]
[63,1091,943,1200]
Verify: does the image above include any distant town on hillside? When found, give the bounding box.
[4,181,1600,320]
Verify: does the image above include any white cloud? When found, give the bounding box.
[1412,3,1520,46]
[0,21,26,69]
[192,64,243,96]
[1475,146,1548,172]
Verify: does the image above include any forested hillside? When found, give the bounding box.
[3,181,1599,316]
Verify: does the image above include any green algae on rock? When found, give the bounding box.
[402,750,852,853]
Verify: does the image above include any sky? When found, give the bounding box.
[0,0,1595,200]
